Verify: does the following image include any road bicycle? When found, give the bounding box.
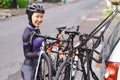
[30,32,52,80]
[50,25,80,73]
[54,3,120,80]
[79,6,119,80]
[54,25,82,80]
[31,26,71,80]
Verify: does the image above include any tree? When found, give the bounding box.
[12,0,17,8]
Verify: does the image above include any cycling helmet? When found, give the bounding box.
[26,2,45,14]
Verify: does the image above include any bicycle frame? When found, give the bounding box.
[78,6,119,80]
[62,6,120,80]
[87,6,119,80]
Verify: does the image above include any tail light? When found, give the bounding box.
[104,62,119,80]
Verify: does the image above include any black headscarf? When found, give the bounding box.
[27,12,36,28]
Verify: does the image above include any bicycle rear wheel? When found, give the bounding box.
[54,59,71,80]
[33,53,52,80]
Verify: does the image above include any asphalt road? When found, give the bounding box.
[0,0,102,80]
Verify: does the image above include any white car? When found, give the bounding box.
[101,21,120,80]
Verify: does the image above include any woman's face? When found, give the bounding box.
[32,12,44,27]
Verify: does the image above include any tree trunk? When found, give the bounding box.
[12,0,17,9]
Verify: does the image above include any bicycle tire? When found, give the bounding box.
[54,59,72,80]
[32,53,52,80]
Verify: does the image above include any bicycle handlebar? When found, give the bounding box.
[35,34,67,42]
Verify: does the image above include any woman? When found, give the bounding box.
[21,2,45,80]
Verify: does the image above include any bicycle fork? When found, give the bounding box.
[34,52,44,80]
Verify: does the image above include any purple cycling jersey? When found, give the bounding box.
[22,24,43,66]
[33,37,43,52]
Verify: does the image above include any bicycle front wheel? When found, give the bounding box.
[34,53,52,80]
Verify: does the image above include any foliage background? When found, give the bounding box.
[0,0,12,8]
[0,0,28,8]
[17,0,27,8]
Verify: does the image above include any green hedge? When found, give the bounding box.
[0,0,12,8]
[0,0,27,8]
[17,0,27,8]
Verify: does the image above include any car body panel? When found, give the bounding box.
[101,21,120,80]
[108,40,120,63]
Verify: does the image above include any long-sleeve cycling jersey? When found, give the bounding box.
[22,25,43,66]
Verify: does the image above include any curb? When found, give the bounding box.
[0,0,76,20]
[0,13,12,19]
[0,9,25,20]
